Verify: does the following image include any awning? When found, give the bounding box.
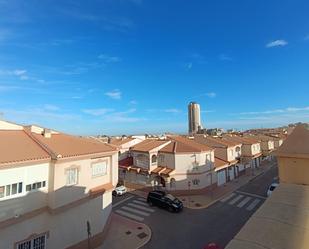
[130,166,141,173]
[214,157,229,172]
[151,166,165,175]
[160,167,174,177]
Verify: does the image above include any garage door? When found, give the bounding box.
[217,170,226,186]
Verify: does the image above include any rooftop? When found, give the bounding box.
[131,139,170,152]
[0,120,117,166]
[226,183,309,249]
[275,125,309,159]
[194,135,241,148]
[0,130,51,166]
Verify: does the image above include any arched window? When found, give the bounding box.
[151,155,157,163]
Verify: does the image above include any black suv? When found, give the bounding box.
[147,191,183,212]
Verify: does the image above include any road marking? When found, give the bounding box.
[137,197,146,201]
[220,193,236,203]
[127,203,155,212]
[133,200,149,206]
[237,197,252,208]
[228,195,244,205]
[246,199,261,211]
[235,191,266,200]
[121,206,150,216]
[113,195,134,208]
[115,209,144,222]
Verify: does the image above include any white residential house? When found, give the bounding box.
[224,135,263,173]
[119,136,216,191]
[194,135,242,186]
[109,136,145,160]
[0,121,118,249]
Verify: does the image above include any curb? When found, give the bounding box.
[112,213,152,249]
[182,163,276,210]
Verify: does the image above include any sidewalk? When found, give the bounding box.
[97,213,151,249]
[179,160,276,209]
[128,160,276,209]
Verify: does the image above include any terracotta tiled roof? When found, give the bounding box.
[31,133,116,158]
[246,135,274,142]
[0,130,51,165]
[214,157,229,168]
[110,137,135,146]
[194,135,240,148]
[224,135,260,145]
[131,139,170,152]
[275,125,309,159]
[161,136,213,153]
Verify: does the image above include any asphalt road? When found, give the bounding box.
[112,164,278,249]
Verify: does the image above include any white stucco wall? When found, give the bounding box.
[0,191,112,249]
[0,163,49,222]
[49,154,116,209]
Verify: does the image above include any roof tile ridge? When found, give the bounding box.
[23,128,59,160]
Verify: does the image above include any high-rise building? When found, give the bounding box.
[188,102,202,134]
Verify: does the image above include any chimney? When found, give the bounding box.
[43,128,51,138]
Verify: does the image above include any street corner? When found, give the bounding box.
[178,195,216,209]
[99,213,152,249]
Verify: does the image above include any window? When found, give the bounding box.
[0,182,23,199]
[26,181,46,192]
[6,185,11,196]
[26,185,31,192]
[66,168,78,185]
[151,155,157,164]
[192,179,200,185]
[18,183,23,193]
[158,154,165,164]
[0,186,4,198]
[17,234,46,249]
[92,162,107,177]
[12,183,18,195]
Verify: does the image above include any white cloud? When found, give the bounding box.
[0,69,27,76]
[13,69,27,76]
[266,39,288,48]
[219,54,232,61]
[205,92,216,98]
[185,62,193,70]
[98,54,122,63]
[82,108,114,116]
[164,109,182,114]
[201,110,216,113]
[129,100,138,105]
[44,104,60,111]
[235,106,309,116]
[105,89,122,100]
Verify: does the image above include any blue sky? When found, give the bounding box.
[0,0,309,135]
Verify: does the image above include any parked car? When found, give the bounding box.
[267,183,279,197]
[147,190,183,212]
[112,185,127,196]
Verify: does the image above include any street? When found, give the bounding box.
[112,164,278,249]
